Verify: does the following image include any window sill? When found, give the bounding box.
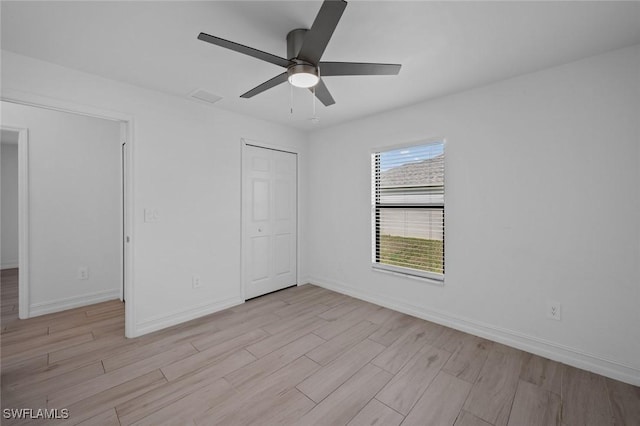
[372,264,444,287]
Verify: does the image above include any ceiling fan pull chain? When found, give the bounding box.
[290,83,294,115]
[313,66,320,118]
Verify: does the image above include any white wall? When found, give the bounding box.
[1,102,122,314]
[1,141,19,269]
[1,50,308,335]
[306,45,640,385]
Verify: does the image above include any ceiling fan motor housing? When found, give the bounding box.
[286,28,309,61]
[286,29,320,88]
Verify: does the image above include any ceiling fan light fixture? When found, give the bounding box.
[287,64,319,88]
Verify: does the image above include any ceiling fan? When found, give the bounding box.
[198,0,401,106]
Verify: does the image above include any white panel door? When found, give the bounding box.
[243,144,297,299]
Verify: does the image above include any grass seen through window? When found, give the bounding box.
[379,234,444,274]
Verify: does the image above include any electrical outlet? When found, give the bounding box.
[77,266,89,280]
[144,208,160,223]
[546,301,562,321]
[192,275,202,289]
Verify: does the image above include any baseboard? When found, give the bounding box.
[297,279,312,287]
[30,289,120,317]
[133,296,244,337]
[1,262,19,270]
[308,275,640,387]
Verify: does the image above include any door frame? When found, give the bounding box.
[240,138,299,301]
[1,89,136,337]
[1,125,30,319]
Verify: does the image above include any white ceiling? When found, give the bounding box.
[2,1,639,131]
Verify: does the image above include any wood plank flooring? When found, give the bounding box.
[1,268,639,425]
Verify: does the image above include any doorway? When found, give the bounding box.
[1,129,24,324]
[1,127,29,322]
[242,142,298,300]
[0,99,133,337]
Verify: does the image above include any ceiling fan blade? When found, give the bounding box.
[310,78,335,106]
[198,32,293,68]
[240,72,289,98]
[297,0,347,65]
[319,62,401,76]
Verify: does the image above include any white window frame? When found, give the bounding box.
[371,139,445,284]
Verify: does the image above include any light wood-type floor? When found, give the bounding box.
[1,268,639,425]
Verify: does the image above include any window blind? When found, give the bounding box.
[372,141,445,280]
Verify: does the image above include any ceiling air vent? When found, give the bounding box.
[189,89,222,105]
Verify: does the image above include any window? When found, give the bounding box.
[372,141,445,281]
